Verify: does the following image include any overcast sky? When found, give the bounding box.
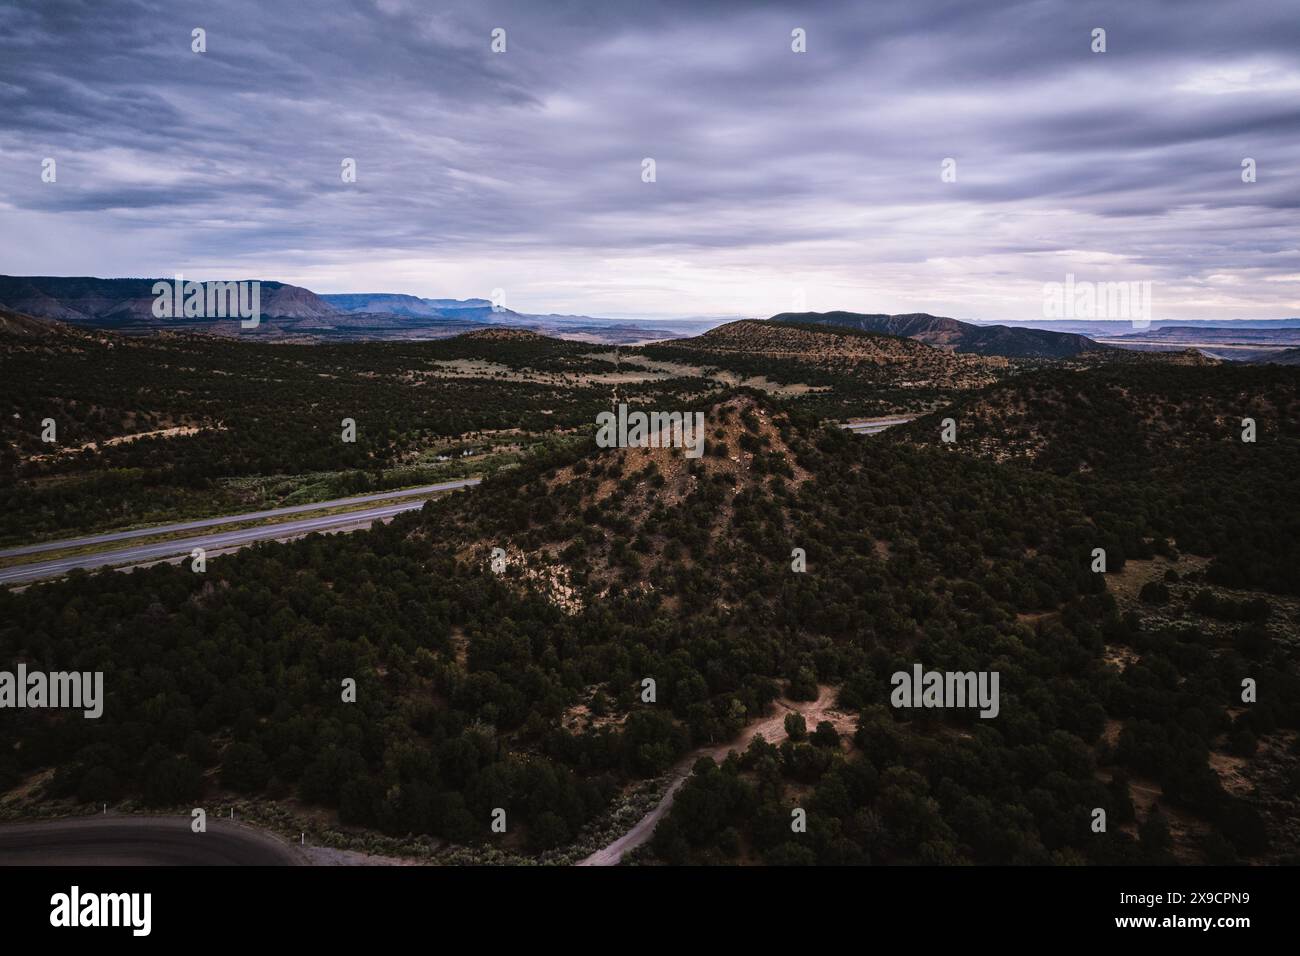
[1,0,1297,320]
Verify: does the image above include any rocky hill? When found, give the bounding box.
[0,305,72,338]
[437,393,807,609]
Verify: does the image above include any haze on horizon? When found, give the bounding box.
[1,0,1298,322]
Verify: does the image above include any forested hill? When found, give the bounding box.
[663,319,1006,385]
[893,363,1300,474]
[636,318,1009,415]
[414,386,1297,863]
[421,393,812,602]
[1258,347,1300,366]
[772,310,1109,359]
[891,363,1300,594]
[1,381,1297,866]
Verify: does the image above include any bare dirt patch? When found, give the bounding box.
[1102,645,1141,671]
[27,424,222,462]
[1208,751,1254,797]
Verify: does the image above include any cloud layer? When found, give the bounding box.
[1,0,1297,319]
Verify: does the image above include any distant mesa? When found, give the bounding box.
[321,293,507,322]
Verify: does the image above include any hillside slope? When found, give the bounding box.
[773,310,1109,359]
[892,364,1300,476]
[0,305,76,338]
[3,373,1298,865]
[646,319,1006,390]
[1255,347,1300,366]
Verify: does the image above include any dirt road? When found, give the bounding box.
[577,685,854,866]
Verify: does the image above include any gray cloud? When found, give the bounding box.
[1,0,1297,318]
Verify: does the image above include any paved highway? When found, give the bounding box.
[840,416,916,435]
[0,816,306,865]
[0,478,480,586]
[0,478,482,559]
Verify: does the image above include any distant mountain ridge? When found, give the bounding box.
[0,275,339,326]
[771,310,1110,359]
[0,275,686,345]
